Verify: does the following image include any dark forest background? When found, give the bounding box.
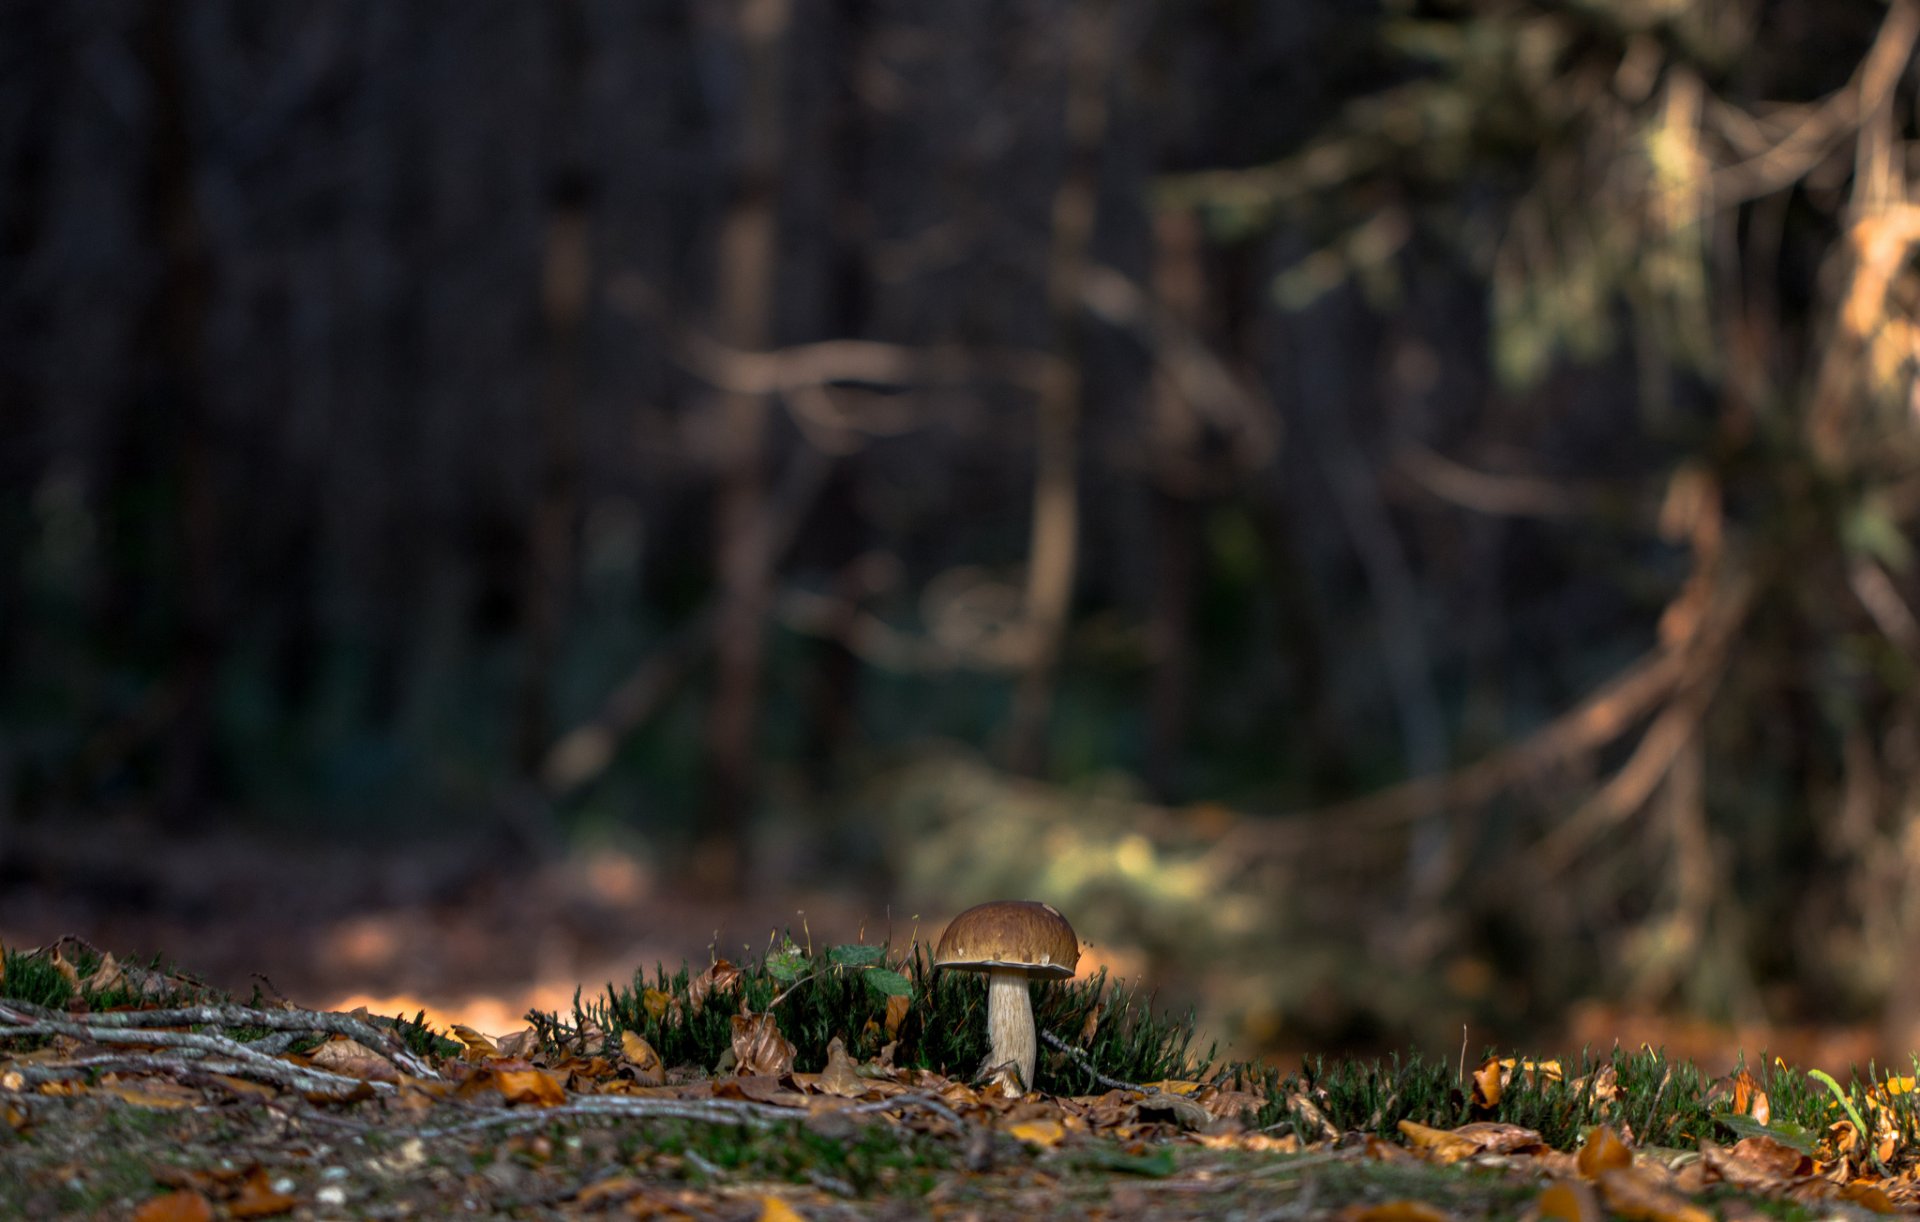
[6,0,1920,1058]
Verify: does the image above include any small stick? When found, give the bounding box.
[0,999,439,1079]
[0,1007,384,1098]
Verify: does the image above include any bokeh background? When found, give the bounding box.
[5,0,1920,1069]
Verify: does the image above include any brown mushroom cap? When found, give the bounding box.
[934,900,1079,979]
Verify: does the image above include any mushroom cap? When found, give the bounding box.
[934,900,1079,979]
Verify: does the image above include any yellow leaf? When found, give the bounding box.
[495,1067,566,1108]
[757,1195,807,1221]
[1335,1201,1453,1221]
[643,988,673,1022]
[621,1031,664,1086]
[450,1024,499,1060]
[104,1081,198,1110]
[1576,1125,1633,1178]
[1007,1118,1067,1148]
[1141,1079,1201,1095]
[1536,1180,1603,1222]
[884,992,910,1039]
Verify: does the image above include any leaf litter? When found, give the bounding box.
[7,936,1920,1217]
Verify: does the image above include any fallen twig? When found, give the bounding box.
[0,1003,388,1099]
[0,999,439,1080]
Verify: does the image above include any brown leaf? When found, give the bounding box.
[1335,1201,1454,1221]
[1702,1135,1810,1187]
[884,993,911,1040]
[730,1011,796,1077]
[1839,1181,1901,1214]
[81,951,123,994]
[228,1166,298,1219]
[449,1024,500,1060]
[1472,1057,1502,1108]
[1576,1125,1633,1178]
[1595,1167,1712,1222]
[1536,1179,1603,1222]
[621,1030,665,1087]
[1007,1118,1067,1148]
[495,1065,567,1108]
[308,1037,398,1082]
[494,1029,540,1060]
[47,947,80,992]
[642,988,675,1023]
[1397,1120,1543,1164]
[813,1037,867,1099]
[689,959,742,1017]
[1078,1001,1103,1046]
[132,1191,215,1222]
[103,1079,200,1109]
[715,1075,807,1107]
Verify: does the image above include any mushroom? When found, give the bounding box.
[933,900,1078,1092]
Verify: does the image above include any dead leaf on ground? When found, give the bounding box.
[102,1076,201,1109]
[449,1024,499,1060]
[494,1064,567,1108]
[1702,1135,1810,1188]
[1576,1125,1634,1178]
[621,1030,665,1086]
[1397,1119,1543,1164]
[730,1010,796,1077]
[1595,1166,1713,1222]
[1536,1179,1603,1222]
[308,1037,398,1082]
[1336,1200,1454,1221]
[884,992,910,1039]
[811,1037,866,1099]
[81,951,123,994]
[227,1166,298,1218]
[1007,1117,1067,1148]
[132,1190,215,1222]
[756,1195,807,1222]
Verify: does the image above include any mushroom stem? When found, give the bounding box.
[986,970,1037,1091]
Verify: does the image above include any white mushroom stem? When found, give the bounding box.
[986,970,1037,1091]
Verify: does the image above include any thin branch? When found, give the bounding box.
[0,999,438,1079]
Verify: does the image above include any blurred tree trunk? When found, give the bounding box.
[1008,0,1115,776]
[516,0,594,784]
[132,0,220,830]
[1143,210,1209,800]
[698,0,790,894]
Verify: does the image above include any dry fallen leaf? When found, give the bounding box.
[1595,1166,1712,1222]
[81,951,123,994]
[1007,1118,1067,1148]
[494,1065,567,1108]
[1576,1125,1634,1178]
[1397,1120,1543,1164]
[730,1011,796,1077]
[1335,1200,1454,1221]
[756,1196,807,1222]
[132,1191,215,1222]
[449,1024,500,1060]
[103,1079,200,1110]
[621,1030,665,1087]
[884,992,910,1039]
[227,1166,298,1219]
[308,1037,398,1082]
[813,1037,866,1099]
[1535,1179,1603,1222]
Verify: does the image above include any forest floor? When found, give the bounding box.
[3,822,1916,1219]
